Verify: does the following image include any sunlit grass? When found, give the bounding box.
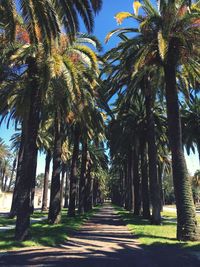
[116,207,200,251]
[0,211,48,227]
[0,207,99,251]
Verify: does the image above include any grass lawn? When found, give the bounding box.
[0,211,48,227]
[116,206,200,252]
[0,207,99,251]
[0,216,15,227]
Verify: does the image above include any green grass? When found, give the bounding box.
[0,216,15,227]
[0,211,48,227]
[31,211,48,219]
[0,207,99,251]
[116,206,200,251]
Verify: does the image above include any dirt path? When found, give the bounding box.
[0,204,199,267]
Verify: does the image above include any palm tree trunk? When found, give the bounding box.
[3,175,8,192]
[1,168,6,191]
[84,159,93,212]
[158,163,164,212]
[164,61,199,241]
[145,79,161,225]
[0,169,3,192]
[133,146,141,215]
[64,167,70,208]
[124,162,129,209]
[68,126,80,217]
[60,163,66,209]
[9,131,25,219]
[93,177,99,206]
[48,110,62,224]
[7,157,17,192]
[41,150,51,212]
[78,140,87,214]
[121,168,125,207]
[15,57,41,241]
[141,141,150,219]
[126,149,134,211]
[119,169,124,206]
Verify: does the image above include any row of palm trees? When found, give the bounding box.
[0,138,17,192]
[0,0,200,243]
[105,0,200,241]
[0,0,106,241]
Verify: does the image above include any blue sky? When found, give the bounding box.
[0,0,199,175]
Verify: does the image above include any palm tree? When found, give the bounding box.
[37,120,54,212]
[181,95,200,162]
[144,78,161,223]
[192,170,200,204]
[0,138,10,192]
[1,0,103,241]
[42,149,51,211]
[68,125,81,217]
[48,108,63,223]
[103,42,162,222]
[84,143,108,211]
[106,0,200,241]
[44,33,102,220]
[0,0,103,44]
[193,170,200,187]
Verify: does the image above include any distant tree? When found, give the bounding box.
[36,173,44,189]
[192,170,200,204]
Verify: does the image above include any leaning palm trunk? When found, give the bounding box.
[48,110,62,224]
[164,54,200,241]
[41,150,51,211]
[68,126,80,217]
[145,80,161,225]
[15,57,41,241]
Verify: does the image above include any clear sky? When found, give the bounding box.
[0,0,199,175]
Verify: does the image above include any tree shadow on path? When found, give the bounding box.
[0,204,199,267]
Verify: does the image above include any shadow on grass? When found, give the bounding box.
[116,207,200,252]
[0,207,99,251]
[0,216,15,227]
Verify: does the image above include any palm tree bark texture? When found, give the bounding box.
[164,44,200,241]
[42,150,51,211]
[15,57,41,241]
[145,77,161,225]
[68,126,80,217]
[48,109,62,224]
[79,140,88,214]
